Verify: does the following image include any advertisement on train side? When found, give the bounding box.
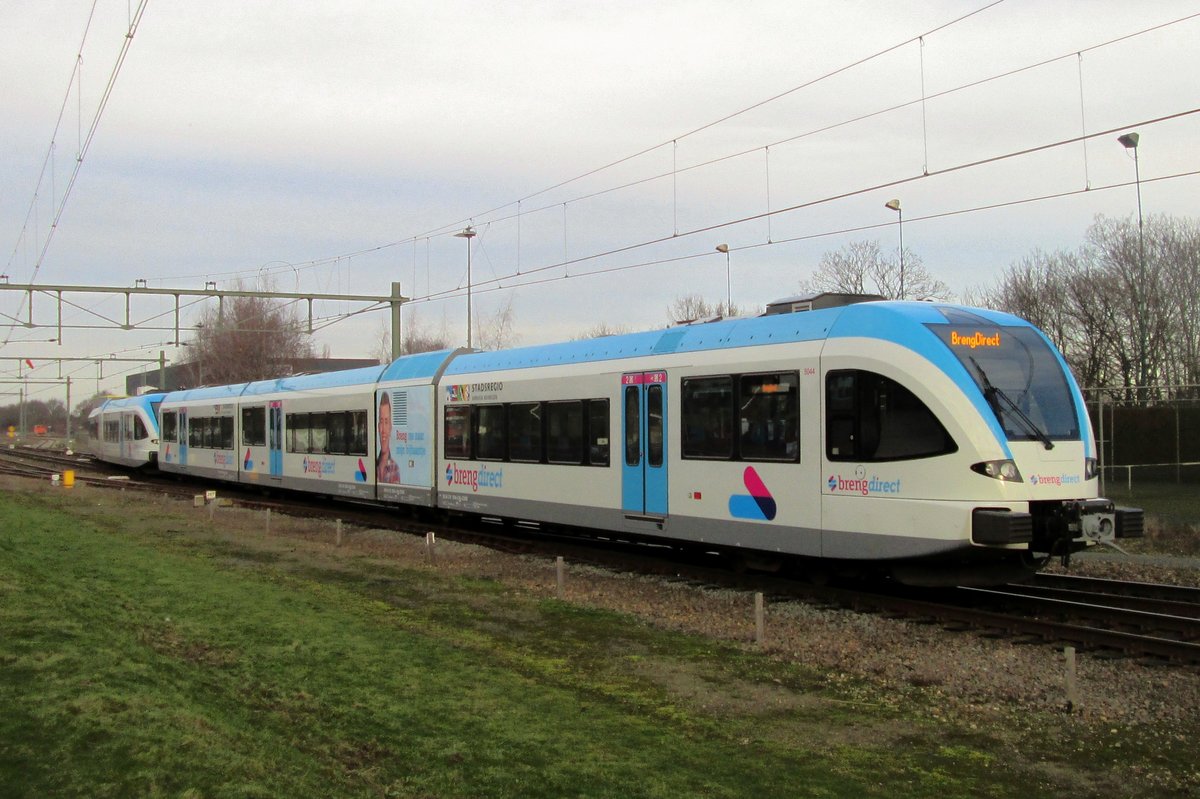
[376,388,433,497]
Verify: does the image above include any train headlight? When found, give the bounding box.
[971,459,1023,482]
[1084,457,1098,480]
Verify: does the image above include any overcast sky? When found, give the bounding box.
[2,0,1198,399]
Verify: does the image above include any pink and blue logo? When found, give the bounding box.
[244,448,253,470]
[728,466,777,521]
[355,458,367,482]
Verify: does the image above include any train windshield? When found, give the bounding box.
[927,319,1080,443]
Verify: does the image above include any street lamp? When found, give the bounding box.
[884,199,904,300]
[1118,132,1147,396]
[454,226,477,348]
[715,244,731,314]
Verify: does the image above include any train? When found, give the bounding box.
[88,295,1142,586]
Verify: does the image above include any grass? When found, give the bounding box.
[0,481,1197,798]
[1105,482,1200,555]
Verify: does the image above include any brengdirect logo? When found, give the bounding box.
[302,457,335,477]
[827,472,902,496]
[445,462,503,492]
[728,466,777,521]
[1029,473,1081,487]
[950,330,1001,349]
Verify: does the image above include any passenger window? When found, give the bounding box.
[739,373,799,461]
[350,410,368,456]
[681,377,733,459]
[825,370,956,462]
[241,407,266,447]
[547,401,584,464]
[327,412,348,455]
[508,403,542,462]
[287,413,310,453]
[587,399,610,466]
[475,404,506,460]
[134,416,149,441]
[162,411,178,443]
[443,406,471,459]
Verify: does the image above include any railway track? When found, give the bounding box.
[4,447,1198,665]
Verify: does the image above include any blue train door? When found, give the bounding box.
[179,409,189,466]
[621,371,668,518]
[268,401,283,478]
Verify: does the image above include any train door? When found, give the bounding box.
[268,401,283,478]
[621,370,668,518]
[178,408,189,466]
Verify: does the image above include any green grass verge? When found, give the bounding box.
[0,485,1193,797]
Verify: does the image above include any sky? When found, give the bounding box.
[2,0,1198,402]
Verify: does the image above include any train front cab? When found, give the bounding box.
[817,304,1141,584]
[88,395,164,468]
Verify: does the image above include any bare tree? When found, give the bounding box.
[666,294,754,324]
[804,240,951,301]
[179,279,314,386]
[474,295,520,351]
[373,309,454,362]
[979,214,1200,399]
[571,322,633,340]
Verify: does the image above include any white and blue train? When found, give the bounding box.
[87,393,168,468]
[90,297,1141,585]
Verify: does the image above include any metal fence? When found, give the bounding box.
[1083,385,1200,493]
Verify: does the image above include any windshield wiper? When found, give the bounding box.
[969,357,1054,450]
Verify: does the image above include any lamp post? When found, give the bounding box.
[1118,132,1147,396]
[454,226,477,348]
[884,199,903,300]
[715,244,731,314]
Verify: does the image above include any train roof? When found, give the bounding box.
[162,383,253,404]
[379,348,461,382]
[240,364,390,397]
[441,301,1033,376]
[90,393,167,417]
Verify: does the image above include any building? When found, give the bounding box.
[125,357,381,395]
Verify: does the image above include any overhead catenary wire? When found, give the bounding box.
[162,6,1199,295]
[2,0,151,349]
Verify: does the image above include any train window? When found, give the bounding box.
[309,413,329,454]
[647,385,664,467]
[624,387,640,466]
[161,411,177,443]
[444,406,471,459]
[508,402,543,463]
[681,376,734,459]
[242,407,266,447]
[220,417,234,450]
[475,404,506,461]
[287,413,310,453]
[134,416,149,441]
[826,370,956,462]
[330,412,349,454]
[547,401,584,464]
[104,419,120,443]
[739,372,799,462]
[89,418,100,440]
[587,399,610,467]
[188,418,201,448]
[350,410,368,456]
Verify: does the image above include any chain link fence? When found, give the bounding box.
[1083,385,1200,495]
